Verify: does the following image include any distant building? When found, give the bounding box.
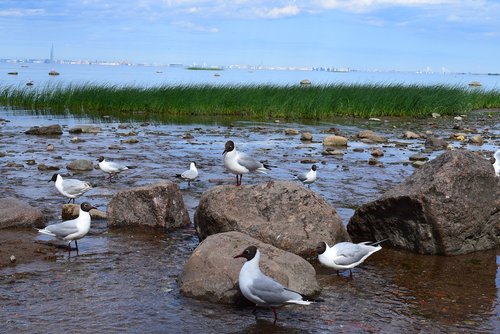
[44,44,54,64]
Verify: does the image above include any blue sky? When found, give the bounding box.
[1,0,500,73]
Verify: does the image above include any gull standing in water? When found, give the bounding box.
[36,202,97,256]
[97,156,132,182]
[315,240,385,278]
[223,140,271,186]
[493,149,500,177]
[177,161,199,187]
[234,245,312,324]
[296,164,318,188]
[49,173,93,203]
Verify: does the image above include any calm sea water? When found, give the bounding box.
[2,62,500,89]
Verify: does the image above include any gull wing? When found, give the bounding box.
[43,220,79,238]
[237,152,264,172]
[249,274,302,305]
[63,179,92,195]
[334,243,370,266]
[181,169,198,180]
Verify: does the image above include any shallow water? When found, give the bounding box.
[0,108,499,333]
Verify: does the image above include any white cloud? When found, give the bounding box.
[172,20,219,33]
[0,8,45,17]
[255,5,301,18]
[316,0,460,11]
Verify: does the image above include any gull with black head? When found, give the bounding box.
[176,161,199,187]
[296,164,318,188]
[223,140,272,186]
[315,240,385,278]
[234,245,312,324]
[97,156,132,182]
[36,202,97,256]
[49,173,93,204]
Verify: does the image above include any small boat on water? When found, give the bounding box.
[7,71,18,75]
[48,69,60,76]
[26,80,34,86]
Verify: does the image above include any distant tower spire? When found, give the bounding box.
[50,44,54,63]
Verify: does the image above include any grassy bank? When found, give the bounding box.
[1,83,499,119]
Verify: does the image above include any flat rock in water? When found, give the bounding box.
[25,124,62,136]
[0,197,46,228]
[425,137,448,150]
[348,150,500,255]
[194,181,349,257]
[323,135,348,146]
[357,130,387,143]
[68,125,101,134]
[107,182,190,230]
[67,159,93,171]
[179,231,321,304]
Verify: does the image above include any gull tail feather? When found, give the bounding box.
[34,227,56,237]
[287,299,313,305]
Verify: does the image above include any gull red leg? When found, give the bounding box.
[272,307,278,324]
[75,240,79,256]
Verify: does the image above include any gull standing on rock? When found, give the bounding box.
[223,140,271,186]
[315,240,385,278]
[493,149,500,177]
[36,202,97,256]
[49,173,93,203]
[97,156,132,182]
[177,161,199,187]
[234,245,313,324]
[296,164,317,188]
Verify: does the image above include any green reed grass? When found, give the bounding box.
[1,83,499,119]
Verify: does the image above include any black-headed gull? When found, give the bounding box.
[36,202,97,256]
[315,240,385,278]
[493,149,500,177]
[234,245,312,324]
[177,161,199,186]
[49,173,92,203]
[296,164,317,188]
[97,156,131,181]
[223,140,271,186]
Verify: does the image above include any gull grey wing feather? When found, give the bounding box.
[334,243,370,265]
[249,274,302,304]
[108,161,128,172]
[237,153,263,171]
[297,172,307,182]
[63,179,92,194]
[181,170,197,179]
[44,220,79,238]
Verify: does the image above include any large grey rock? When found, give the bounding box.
[0,197,46,228]
[195,181,349,257]
[179,231,321,304]
[107,182,190,230]
[348,150,500,255]
[25,124,62,136]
